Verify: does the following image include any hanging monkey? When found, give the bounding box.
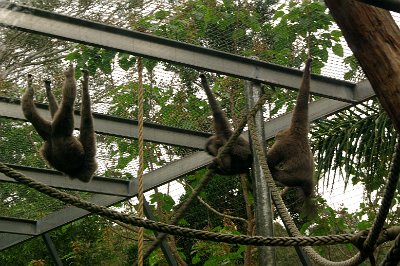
[21,64,97,182]
[199,74,252,175]
[266,57,316,214]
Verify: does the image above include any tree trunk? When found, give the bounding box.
[325,0,400,132]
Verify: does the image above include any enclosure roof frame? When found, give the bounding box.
[0,1,358,102]
[0,1,378,251]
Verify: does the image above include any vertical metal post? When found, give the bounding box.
[281,222,313,266]
[143,199,178,266]
[42,233,63,266]
[245,81,276,266]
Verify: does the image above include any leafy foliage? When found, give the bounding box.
[312,101,397,192]
[3,0,398,264]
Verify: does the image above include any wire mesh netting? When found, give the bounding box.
[1,0,400,264]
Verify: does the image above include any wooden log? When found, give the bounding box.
[325,0,400,132]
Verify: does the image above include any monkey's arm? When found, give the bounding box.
[21,74,51,140]
[232,138,251,161]
[266,144,285,170]
[79,69,96,159]
[199,74,232,139]
[290,58,312,133]
[44,80,59,118]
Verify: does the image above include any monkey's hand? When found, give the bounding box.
[81,69,89,89]
[44,80,51,92]
[82,69,89,78]
[199,73,209,89]
[64,63,75,77]
[301,196,317,219]
[25,74,35,97]
[207,159,221,171]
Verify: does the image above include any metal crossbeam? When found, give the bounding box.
[0,79,374,150]
[0,217,37,235]
[0,2,356,102]
[0,79,376,250]
[0,1,378,252]
[0,97,208,150]
[0,151,211,197]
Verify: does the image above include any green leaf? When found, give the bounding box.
[143,58,158,72]
[332,43,344,57]
[273,10,285,19]
[331,30,342,38]
[118,53,136,71]
[192,255,201,264]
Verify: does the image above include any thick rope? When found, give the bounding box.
[138,170,215,263]
[0,163,357,246]
[138,91,271,263]
[363,138,400,252]
[136,57,144,266]
[0,91,368,245]
[381,231,400,266]
[2,88,398,262]
[248,119,357,265]
[248,119,400,265]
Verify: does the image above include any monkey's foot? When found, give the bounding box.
[64,63,75,77]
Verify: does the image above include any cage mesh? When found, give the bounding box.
[0,0,399,263]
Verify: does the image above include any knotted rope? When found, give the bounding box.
[0,93,359,247]
[248,116,400,265]
[138,88,271,263]
[1,86,399,265]
[381,231,400,266]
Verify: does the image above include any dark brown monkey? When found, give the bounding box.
[266,57,315,214]
[21,64,97,182]
[199,74,252,175]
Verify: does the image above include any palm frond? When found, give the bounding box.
[311,100,396,192]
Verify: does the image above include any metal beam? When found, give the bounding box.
[42,233,63,266]
[0,234,31,249]
[0,78,375,250]
[0,151,211,249]
[0,151,211,197]
[354,0,400,12]
[0,164,132,196]
[0,97,208,150]
[259,79,375,138]
[245,81,275,265]
[0,217,38,235]
[143,200,178,266]
[0,2,356,102]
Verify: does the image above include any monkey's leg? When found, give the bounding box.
[52,65,77,138]
[205,136,222,156]
[271,170,301,188]
[21,74,51,140]
[44,80,59,118]
[215,155,232,174]
[79,70,96,159]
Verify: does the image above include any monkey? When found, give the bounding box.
[266,57,316,215]
[199,74,252,175]
[21,64,97,182]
